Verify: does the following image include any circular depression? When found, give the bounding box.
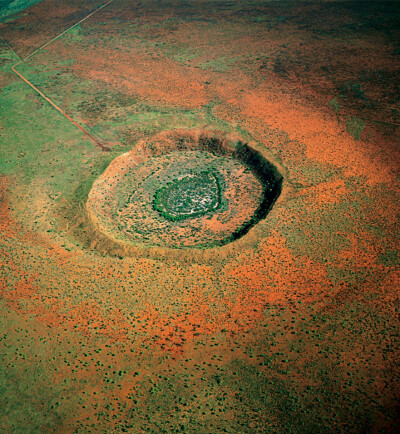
[86,130,283,249]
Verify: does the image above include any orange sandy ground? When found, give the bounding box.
[1,0,399,431]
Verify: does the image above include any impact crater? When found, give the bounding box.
[86,129,283,249]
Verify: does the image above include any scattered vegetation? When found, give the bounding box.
[0,0,43,22]
[346,117,365,140]
[153,170,222,221]
[0,0,399,432]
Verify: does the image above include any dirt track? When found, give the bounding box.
[11,0,115,150]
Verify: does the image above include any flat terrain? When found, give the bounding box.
[0,0,400,432]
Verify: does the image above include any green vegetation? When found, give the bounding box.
[340,82,367,101]
[199,55,243,72]
[0,0,44,22]
[153,171,222,221]
[346,117,365,140]
[378,250,399,266]
[65,24,83,42]
[0,80,94,192]
[251,14,286,26]
[328,96,341,112]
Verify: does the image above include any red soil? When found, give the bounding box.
[1,0,398,355]
[1,1,399,431]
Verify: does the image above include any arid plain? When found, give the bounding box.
[1,0,399,432]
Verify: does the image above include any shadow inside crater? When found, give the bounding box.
[229,141,283,244]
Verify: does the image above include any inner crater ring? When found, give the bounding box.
[153,170,222,221]
[86,129,283,249]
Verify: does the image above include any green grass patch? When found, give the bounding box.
[378,250,399,266]
[346,117,365,140]
[328,96,341,112]
[0,0,44,22]
[153,170,222,221]
[199,55,242,72]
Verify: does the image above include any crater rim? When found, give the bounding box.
[84,128,284,255]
